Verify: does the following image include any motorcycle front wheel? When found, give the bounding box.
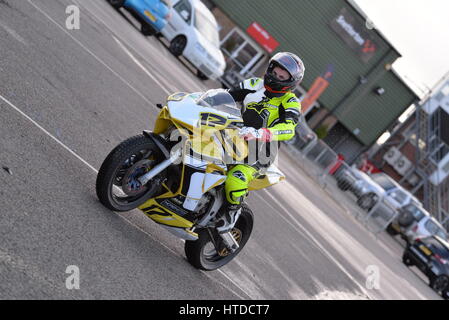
[96,134,165,212]
[185,205,254,271]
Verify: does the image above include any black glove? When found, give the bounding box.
[228,88,256,103]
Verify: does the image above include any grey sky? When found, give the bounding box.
[355,0,449,98]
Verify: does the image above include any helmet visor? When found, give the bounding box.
[274,54,302,80]
[269,65,292,81]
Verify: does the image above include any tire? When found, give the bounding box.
[96,134,164,212]
[169,36,187,57]
[197,70,209,81]
[185,205,254,271]
[442,289,449,300]
[337,180,350,191]
[430,275,449,292]
[398,211,414,228]
[108,0,125,9]
[402,252,414,267]
[141,24,156,36]
[357,193,377,211]
[386,223,399,236]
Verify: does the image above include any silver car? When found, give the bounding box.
[404,215,448,243]
[353,172,420,211]
[386,202,429,237]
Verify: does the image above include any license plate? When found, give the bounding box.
[144,10,157,22]
[419,245,432,256]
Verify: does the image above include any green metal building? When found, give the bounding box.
[205,0,418,162]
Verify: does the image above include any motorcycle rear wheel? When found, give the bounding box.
[185,205,254,271]
[96,134,164,212]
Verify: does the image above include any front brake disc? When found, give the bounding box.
[121,159,155,196]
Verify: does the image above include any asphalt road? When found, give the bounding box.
[0,0,442,300]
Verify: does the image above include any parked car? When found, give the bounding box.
[109,0,172,36]
[402,235,449,298]
[335,166,369,193]
[160,0,226,80]
[386,202,429,237]
[353,172,419,211]
[403,215,448,243]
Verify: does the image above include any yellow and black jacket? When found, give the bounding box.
[229,77,302,142]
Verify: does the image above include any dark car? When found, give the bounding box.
[402,235,449,299]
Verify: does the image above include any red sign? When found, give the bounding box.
[301,65,334,113]
[301,77,330,113]
[246,22,279,53]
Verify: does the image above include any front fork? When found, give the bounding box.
[137,148,182,185]
[141,130,240,254]
[207,227,240,256]
[137,130,182,186]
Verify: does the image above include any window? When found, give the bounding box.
[194,9,219,47]
[219,27,266,87]
[371,174,396,191]
[431,143,449,163]
[442,84,449,96]
[388,189,407,204]
[404,204,426,221]
[161,0,172,8]
[425,219,446,238]
[174,0,192,24]
[435,92,445,102]
[443,159,449,174]
[436,230,448,241]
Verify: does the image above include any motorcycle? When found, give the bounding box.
[95,89,285,270]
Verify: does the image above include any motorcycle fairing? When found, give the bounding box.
[138,90,285,235]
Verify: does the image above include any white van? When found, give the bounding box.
[161,0,226,80]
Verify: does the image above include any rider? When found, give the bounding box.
[216,52,305,233]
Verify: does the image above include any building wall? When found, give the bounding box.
[211,0,395,108]
[210,0,418,146]
[335,68,418,145]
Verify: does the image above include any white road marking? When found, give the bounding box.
[0,92,251,299]
[26,0,155,107]
[0,94,98,174]
[256,191,375,300]
[6,0,385,300]
[0,21,28,46]
[75,0,206,93]
[70,0,176,94]
[111,35,172,95]
[312,289,369,300]
[16,0,253,300]
[0,248,70,296]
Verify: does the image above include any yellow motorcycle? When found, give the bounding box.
[96,89,285,270]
